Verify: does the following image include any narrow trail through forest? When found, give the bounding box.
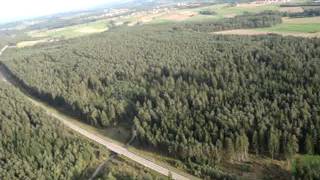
[0,45,191,180]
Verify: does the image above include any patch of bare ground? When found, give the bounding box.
[138,13,166,23]
[16,39,49,48]
[237,3,268,8]
[283,16,320,24]
[162,11,197,21]
[76,27,107,34]
[220,155,291,180]
[225,13,237,18]
[213,29,273,35]
[279,7,304,13]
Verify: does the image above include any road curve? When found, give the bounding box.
[0,45,8,56]
[0,46,190,180]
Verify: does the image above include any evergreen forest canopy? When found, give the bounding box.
[1,13,320,179]
[0,81,165,180]
[0,82,106,179]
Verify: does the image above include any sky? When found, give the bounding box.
[0,0,117,23]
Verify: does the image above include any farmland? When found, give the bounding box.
[14,2,320,43]
[29,19,109,39]
[257,17,320,33]
[214,16,320,37]
[22,3,282,41]
[146,3,280,23]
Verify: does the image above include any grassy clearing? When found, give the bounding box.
[257,17,320,33]
[16,39,50,48]
[148,18,174,25]
[219,155,290,180]
[126,146,202,180]
[291,155,320,175]
[258,23,320,33]
[29,20,109,39]
[214,17,320,37]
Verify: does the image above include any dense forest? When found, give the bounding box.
[0,81,164,179]
[180,11,282,32]
[2,17,320,179]
[0,81,106,179]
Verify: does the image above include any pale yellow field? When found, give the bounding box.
[17,39,51,48]
[162,11,197,21]
[75,27,108,34]
[28,20,109,39]
[213,29,320,38]
[279,7,304,13]
[283,16,320,24]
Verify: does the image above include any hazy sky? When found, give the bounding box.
[0,0,116,23]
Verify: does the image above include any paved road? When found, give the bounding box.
[0,46,8,82]
[0,46,190,180]
[0,45,8,56]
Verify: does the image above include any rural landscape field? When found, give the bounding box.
[1,0,320,179]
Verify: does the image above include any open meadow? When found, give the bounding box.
[29,19,109,39]
[214,16,320,37]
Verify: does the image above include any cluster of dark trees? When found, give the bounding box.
[199,9,217,15]
[293,155,320,180]
[179,11,282,32]
[3,19,320,179]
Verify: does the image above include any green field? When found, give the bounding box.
[29,19,109,39]
[257,17,320,33]
[215,16,320,37]
[291,155,320,178]
[260,23,320,33]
